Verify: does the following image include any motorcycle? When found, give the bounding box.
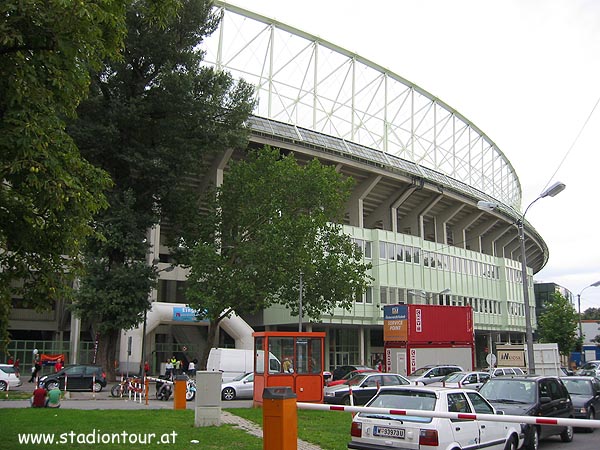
[155,374,196,401]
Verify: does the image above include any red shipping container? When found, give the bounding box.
[384,304,473,344]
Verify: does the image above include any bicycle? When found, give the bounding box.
[110,377,143,397]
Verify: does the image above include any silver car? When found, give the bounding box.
[221,372,254,401]
[430,371,491,390]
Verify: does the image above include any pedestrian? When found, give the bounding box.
[54,358,63,373]
[30,384,48,408]
[7,355,14,365]
[29,351,41,383]
[14,358,20,376]
[47,386,61,408]
[187,359,196,377]
[165,359,173,379]
[175,359,181,375]
[144,361,150,376]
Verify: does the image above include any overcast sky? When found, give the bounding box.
[226,0,600,310]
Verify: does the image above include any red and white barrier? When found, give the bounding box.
[298,402,600,429]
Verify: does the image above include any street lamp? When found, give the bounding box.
[478,181,565,375]
[577,280,600,363]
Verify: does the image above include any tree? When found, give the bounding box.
[537,292,580,357]
[68,0,254,380]
[0,0,136,349]
[582,307,600,320]
[182,147,373,369]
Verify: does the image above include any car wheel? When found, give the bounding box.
[586,408,595,433]
[222,387,236,401]
[560,425,573,442]
[503,435,518,450]
[0,381,7,391]
[46,380,59,391]
[525,427,539,450]
[92,381,103,393]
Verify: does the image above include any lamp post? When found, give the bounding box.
[478,181,565,375]
[577,280,600,364]
[408,288,451,305]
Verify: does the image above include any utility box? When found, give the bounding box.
[194,371,222,427]
[383,304,475,375]
[263,387,297,450]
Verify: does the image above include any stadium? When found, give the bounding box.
[8,2,551,373]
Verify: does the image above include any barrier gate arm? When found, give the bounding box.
[297,402,600,429]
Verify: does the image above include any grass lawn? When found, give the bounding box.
[0,407,353,450]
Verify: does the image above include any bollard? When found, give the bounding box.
[263,386,297,450]
[173,375,187,410]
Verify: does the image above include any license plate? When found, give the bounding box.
[373,426,405,439]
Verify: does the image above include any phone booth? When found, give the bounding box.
[253,331,325,405]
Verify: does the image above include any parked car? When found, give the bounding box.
[577,360,600,377]
[561,376,600,432]
[0,364,22,391]
[324,372,410,405]
[221,372,254,401]
[490,367,526,377]
[429,370,491,390]
[326,369,378,387]
[407,364,463,385]
[561,366,575,376]
[39,364,106,392]
[331,365,373,381]
[348,385,522,450]
[479,375,574,450]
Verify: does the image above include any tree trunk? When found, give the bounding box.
[199,319,220,370]
[95,328,120,382]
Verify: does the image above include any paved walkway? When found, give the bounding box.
[0,393,324,450]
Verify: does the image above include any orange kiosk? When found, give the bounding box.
[253,331,325,404]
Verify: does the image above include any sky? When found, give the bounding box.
[225,0,600,310]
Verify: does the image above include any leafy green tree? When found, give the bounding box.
[537,292,580,356]
[69,0,254,379]
[182,147,373,369]
[0,0,134,349]
[582,307,600,320]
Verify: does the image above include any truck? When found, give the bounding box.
[206,348,281,382]
[383,304,475,376]
[496,343,562,376]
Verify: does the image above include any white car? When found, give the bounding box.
[348,385,522,450]
[221,372,254,401]
[0,364,22,391]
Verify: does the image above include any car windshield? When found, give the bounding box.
[479,380,535,403]
[347,374,368,386]
[409,367,431,376]
[563,379,592,396]
[232,372,251,381]
[442,372,465,383]
[581,362,599,371]
[366,390,436,423]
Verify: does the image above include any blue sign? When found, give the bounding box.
[383,305,408,321]
[173,307,203,322]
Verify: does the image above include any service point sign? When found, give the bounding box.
[383,305,408,341]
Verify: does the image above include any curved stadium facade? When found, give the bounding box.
[8,2,550,372]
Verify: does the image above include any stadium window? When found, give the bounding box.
[387,243,396,261]
[379,241,387,260]
[364,241,372,258]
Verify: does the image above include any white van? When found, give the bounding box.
[207,348,281,382]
